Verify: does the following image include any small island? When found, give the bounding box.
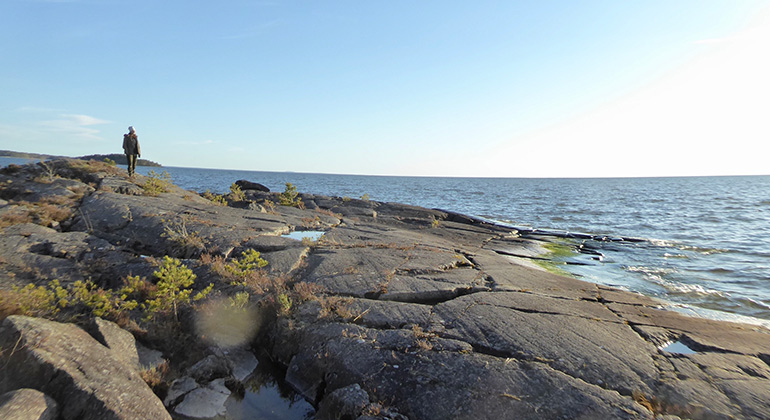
[0,150,162,167]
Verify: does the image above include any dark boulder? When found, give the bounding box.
[234,180,270,192]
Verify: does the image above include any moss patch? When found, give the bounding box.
[533,239,577,277]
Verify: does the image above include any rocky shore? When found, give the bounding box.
[1,159,769,419]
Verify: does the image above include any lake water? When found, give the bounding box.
[4,157,769,327]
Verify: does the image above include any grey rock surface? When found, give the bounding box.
[88,317,141,370]
[0,316,171,420]
[315,383,370,420]
[0,388,59,420]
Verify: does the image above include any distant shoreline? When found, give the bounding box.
[0,150,161,167]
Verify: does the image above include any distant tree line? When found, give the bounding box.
[0,150,161,167]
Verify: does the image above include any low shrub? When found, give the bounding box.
[278,183,303,208]
[143,170,172,197]
[0,257,213,325]
[228,183,246,202]
[202,190,227,206]
[162,216,207,256]
[147,256,213,321]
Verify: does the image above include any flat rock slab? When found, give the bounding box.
[276,320,652,420]
[433,292,660,395]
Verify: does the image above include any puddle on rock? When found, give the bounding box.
[658,340,697,355]
[223,349,315,420]
[282,231,325,242]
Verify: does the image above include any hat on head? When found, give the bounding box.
[128,126,135,133]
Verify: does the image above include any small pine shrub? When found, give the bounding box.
[68,279,138,318]
[229,183,246,202]
[225,249,269,286]
[278,183,302,207]
[147,256,213,321]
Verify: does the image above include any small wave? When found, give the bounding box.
[626,266,676,276]
[678,245,729,255]
[648,238,677,248]
[746,298,770,311]
[662,280,729,297]
[664,253,689,259]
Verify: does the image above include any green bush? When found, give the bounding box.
[202,190,227,206]
[225,249,268,285]
[5,278,139,321]
[147,256,213,321]
[228,291,251,310]
[229,183,246,201]
[8,281,65,318]
[277,293,292,315]
[143,170,172,197]
[278,183,303,207]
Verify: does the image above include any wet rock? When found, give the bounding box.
[0,388,59,420]
[0,316,171,420]
[222,347,258,381]
[186,355,231,383]
[173,378,231,419]
[164,376,199,407]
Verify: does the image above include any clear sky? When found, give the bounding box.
[1,0,768,178]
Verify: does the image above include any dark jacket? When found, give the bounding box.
[122,133,141,156]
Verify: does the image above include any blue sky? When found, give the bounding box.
[1,0,768,177]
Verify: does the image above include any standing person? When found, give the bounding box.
[122,126,141,176]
